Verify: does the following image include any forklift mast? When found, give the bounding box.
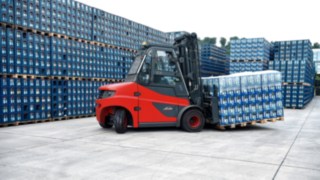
[174,33,203,106]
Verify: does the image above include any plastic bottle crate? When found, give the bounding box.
[202,71,283,126]
[0,77,8,124]
[51,79,68,118]
[273,40,313,62]
[6,27,15,74]
[34,33,49,75]
[0,25,8,74]
[0,0,15,24]
[230,38,271,61]
[51,0,67,35]
[51,36,68,76]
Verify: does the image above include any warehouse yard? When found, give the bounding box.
[0,97,319,180]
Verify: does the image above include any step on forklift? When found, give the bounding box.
[96,33,219,133]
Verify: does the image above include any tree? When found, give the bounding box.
[313,42,320,49]
[220,37,227,47]
[201,37,217,45]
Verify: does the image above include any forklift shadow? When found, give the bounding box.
[127,126,178,133]
[204,124,276,132]
[123,124,274,133]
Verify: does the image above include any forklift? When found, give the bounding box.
[96,33,219,133]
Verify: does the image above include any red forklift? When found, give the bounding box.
[96,33,218,133]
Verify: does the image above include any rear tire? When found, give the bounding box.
[181,109,205,132]
[114,109,128,134]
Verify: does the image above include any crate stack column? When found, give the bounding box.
[269,40,315,108]
[200,44,229,77]
[230,38,271,74]
[0,0,173,126]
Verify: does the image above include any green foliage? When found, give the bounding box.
[313,42,320,49]
[199,37,217,45]
[220,37,227,47]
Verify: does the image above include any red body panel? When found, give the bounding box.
[96,82,139,127]
[137,84,189,123]
[96,82,190,128]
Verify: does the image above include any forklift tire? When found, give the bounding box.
[181,109,205,132]
[99,115,113,128]
[114,109,128,134]
[99,122,113,128]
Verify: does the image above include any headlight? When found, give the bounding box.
[98,90,115,99]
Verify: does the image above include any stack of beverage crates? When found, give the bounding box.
[316,79,320,96]
[313,49,320,73]
[0,0,172,125]
[230,38,271,74]
[202,71,283,126]
[200,44,229,77]
[167,31,188,40]
[314,49,320,95]
[0,77,51,124]
[269,40,315,108]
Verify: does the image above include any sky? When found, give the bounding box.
[77,0,320,45]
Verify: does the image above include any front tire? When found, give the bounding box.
[114,109,128,134]
[181,109,205,132]
[99,115,113,128]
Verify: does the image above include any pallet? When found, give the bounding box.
[51,76,68,80]
[52,117,69,121]
[2,22,136,53]
[285,106,304,109]
[230,59,268,63]
[0,115,96,128]
[0,73,49,79]
[0,121,19,127]
[0,73,15,78]
[282,82,311,86]
[215,117,284,130]
[0,22,15,28]
[12,74,36,79]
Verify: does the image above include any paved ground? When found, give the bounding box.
[0,97,319,180]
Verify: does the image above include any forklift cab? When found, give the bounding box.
[126,46,189,98]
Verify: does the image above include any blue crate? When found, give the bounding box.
[6,27,15,74]
[0,26,8,74]
[202,71,283,126]
[0,0,15,24]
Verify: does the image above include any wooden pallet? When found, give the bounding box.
[12,74,36,79]
[51,76,68,80]
[0,115,96,128]
[0,74,50,79]
[2,22,136,53]
[0,121,19,127]
[215,117,285,130]
[282,82,311,86]
[230,59,268,63]
[52,117,69,121]
[0,22,15,28]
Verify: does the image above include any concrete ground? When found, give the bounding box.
[0,97,319,180]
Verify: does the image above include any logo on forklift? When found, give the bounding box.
[163,106,174,111]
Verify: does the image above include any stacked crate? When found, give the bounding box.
[313,49,320,74]
[167,31,188,41]
[202,71,284,127]
[269,40,315,108]
[313,49,320,95]
[200,44,229,77]
[230,38,271,74]
[0,0,171,125]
